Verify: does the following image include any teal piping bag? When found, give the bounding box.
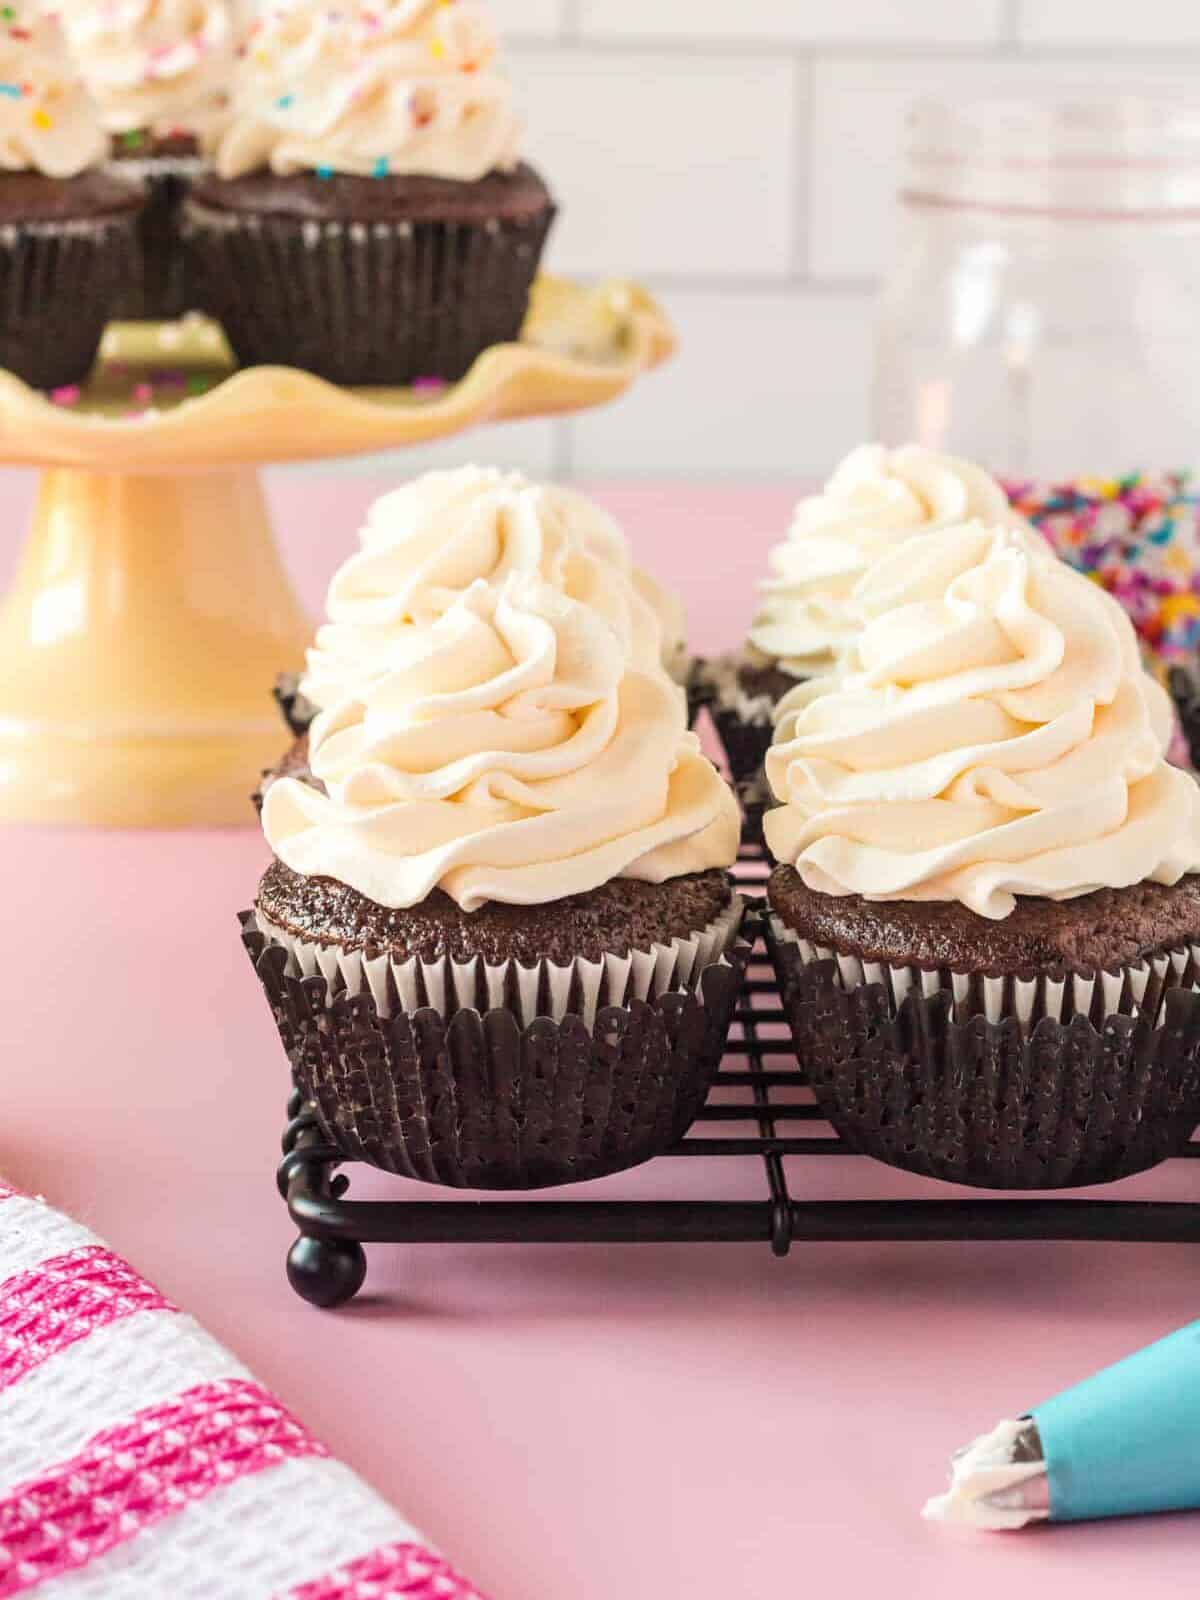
[924,1321,1200,1529]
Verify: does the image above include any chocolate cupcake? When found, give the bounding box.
[57,0,236,319]
[187,0,555,385]
[245,566,744,1191]
[270,467,692,752]
[0,11,143,387]
[703,444,1029,788]
[764,520,1200,1190]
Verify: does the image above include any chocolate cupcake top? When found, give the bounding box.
[262,574,739,911]
[56,0,235,150]
[0,9,107,177]
[300,467,685,716]
[749,444,1029,680]
[764,520,1200,920]
[217,0,521,182]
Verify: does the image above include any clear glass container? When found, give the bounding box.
[873,100,1200,478]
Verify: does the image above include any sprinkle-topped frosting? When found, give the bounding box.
[264,576,738,910]
[0,8,107,177]
[217,0,521,181]
[300,467,684,714]
[56,0,235,148]
[749,444,1029,679]
[765,521,1200,920]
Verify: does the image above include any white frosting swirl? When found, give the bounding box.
[765,521,1200,920]
[217,0,520,181]
[300,467,683,714]
[265,577,739,910]
[0,11,107,177]
[750,444,1030,678]
[56,0,235,147]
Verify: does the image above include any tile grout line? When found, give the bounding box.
[510,35,1200,62]
[791,54,814,281]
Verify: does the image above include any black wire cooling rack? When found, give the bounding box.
[277,836,1200,1309]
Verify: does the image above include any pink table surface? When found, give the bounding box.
[3,476,1200,1599]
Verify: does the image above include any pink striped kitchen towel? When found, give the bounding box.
[0,1180,485,1599]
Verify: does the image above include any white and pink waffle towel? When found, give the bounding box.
[0,1181,485,1599]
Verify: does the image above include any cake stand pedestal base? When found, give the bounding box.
[0,466,311,827]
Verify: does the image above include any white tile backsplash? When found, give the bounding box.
[566,288,872,478]
[578,0,1005,45]
[308,2,1200,481]
[1019,0,1200,45]
[490,0,566,38]
[515,48,799,278]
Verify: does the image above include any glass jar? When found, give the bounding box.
[873,100,1200,478]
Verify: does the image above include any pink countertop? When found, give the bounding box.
[3,477,1200,1598]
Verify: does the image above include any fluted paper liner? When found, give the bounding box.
[185,199,555,387]
[767,915,1200,1189]
[697,653,803,787]
[1168,664,1200,773]
[258,895,744,1031]
[242,897,747,1189]
[274,672,316,739]
[0,213,140,389]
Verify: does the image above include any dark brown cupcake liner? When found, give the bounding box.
[710,703,775,789]
[273,672,316,739]
[184,198,555,386]
[765,917,1200,1190]
[695,653,795,788]
[1168,663,1200,772]
[107,155,204,320]
[0,213,140,389]
[242,911,749,1189]
[736,774,770,851]
[684,658,711,730]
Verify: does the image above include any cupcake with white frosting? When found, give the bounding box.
[704,443,1030,790]
[187,0,555,385]
[764,518,1200,1188]
[0,7,143,384]
[265,467,692,768]
[243,556,744,1190]
[56,0,237,317]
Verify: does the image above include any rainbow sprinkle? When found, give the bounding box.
[1005,470,1200,667]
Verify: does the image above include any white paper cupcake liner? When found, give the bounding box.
[257,893,746,1031]
[768,914,1200,1031]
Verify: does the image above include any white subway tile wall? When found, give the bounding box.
[360,0,1200,481]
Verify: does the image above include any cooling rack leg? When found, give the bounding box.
[278,1086,370,1309]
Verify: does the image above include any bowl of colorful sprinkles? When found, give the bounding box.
[1006,471,1200,668]
[1005,470,1200,771]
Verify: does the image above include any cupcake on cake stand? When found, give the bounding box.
[0,279,674,826]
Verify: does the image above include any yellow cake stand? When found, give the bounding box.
[0,276,674,827]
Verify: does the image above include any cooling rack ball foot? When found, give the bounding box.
[287,1235,368,1311]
